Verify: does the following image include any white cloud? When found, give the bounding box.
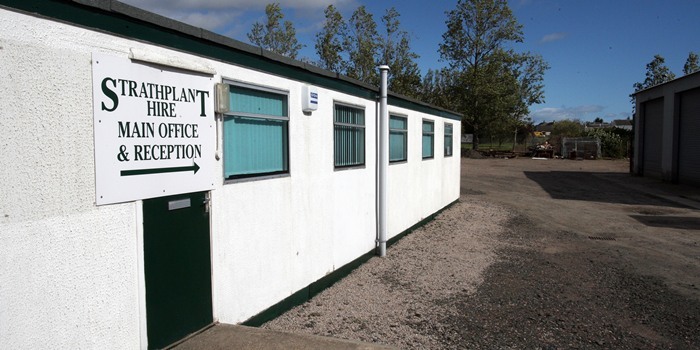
[120,1,244,32]
[529,105,605,122]
[178,11,242,32]
[120,0,358,37]
[539,32,567,44]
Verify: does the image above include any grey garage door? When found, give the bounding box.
[678,88,700,186]
[642,98,664,179]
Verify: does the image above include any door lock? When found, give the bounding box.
[203,193,211,213]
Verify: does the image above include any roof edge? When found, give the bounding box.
[0,0,462,120]
[632,69,700,96]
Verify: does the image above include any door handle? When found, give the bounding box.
[203,193,211,213]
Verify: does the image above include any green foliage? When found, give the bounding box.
[631,54,677,112]
[586,128,629,158]
[380,8,422,98]
[684,52,699,75]
[420,68,457,111]
[437,0,548,150]
[247,3,303,59]
[314,5,423,94]
[551,119,584,137]
[344,6,380,86]
[440,0,523,71]
[632,54,676,93]
[250,4,426,96]
[510,53,548,111]
[315,5,346,72]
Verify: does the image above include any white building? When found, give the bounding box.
[0,1,461,349]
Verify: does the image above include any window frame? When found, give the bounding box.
[333,101,366,170]
[389,114,408,164]
[444,122,454,157]
[422,119,435,160]
[222,80,290,182]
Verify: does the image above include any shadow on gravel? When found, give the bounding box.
[448,247,700,349]
[630,215,700,230]
[441,216,700,349]
[524,171,686,207]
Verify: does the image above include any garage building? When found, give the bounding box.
[633,71,700,186]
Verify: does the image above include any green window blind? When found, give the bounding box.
[444,123,453,157]
[422,120,434,159]
[389,115,408,162]
[334,104,365,167]
[224,85,289,179]
[229,85,287,117]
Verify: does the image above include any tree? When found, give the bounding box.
[440,0,523,71]
[439,0,547,150]
[315,5,346,73]
[510,52,548,120]
[314,5,422,94]
[594,117,604,123]
[379,8,422,98]
[632,54,676,93]
[631,54,676,112]
[551,119,583,137]
[247,3,303,59]
[586,128,627,158]
[420,68,456,110]
[683,51,699,75]
[344,6,380,85]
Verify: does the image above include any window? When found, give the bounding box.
[422,120,434,159]
[334,103,365,168]
[223,84,289,179]
[444,123,453,157]
[389,115,408,162]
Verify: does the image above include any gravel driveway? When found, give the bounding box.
[263,158,700,349]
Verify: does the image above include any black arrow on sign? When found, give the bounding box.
[120,162,200,176]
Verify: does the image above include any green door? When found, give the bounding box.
[143,191,213,349]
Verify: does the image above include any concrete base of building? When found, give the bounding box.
[172,323,396,350]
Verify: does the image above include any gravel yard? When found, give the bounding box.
[263,158,700,349]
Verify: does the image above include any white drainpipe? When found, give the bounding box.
[377,65,390,257]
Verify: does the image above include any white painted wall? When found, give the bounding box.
[0,6,461,348]
[386,107,461,239]
[0,10,141,349]
[208,70,378,322]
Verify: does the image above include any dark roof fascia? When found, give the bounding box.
[632,69,700,96]
[0,0,462,121]
[388,92,462,121]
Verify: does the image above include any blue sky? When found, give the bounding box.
[122,0,700,124]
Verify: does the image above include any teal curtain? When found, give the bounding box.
[224,117,288,177]
[229,85,287,117]
[422,121,434,158]
[334,105,365,167]
[224,85,288,178]
[444,124,453,156]
[389,116,407,162]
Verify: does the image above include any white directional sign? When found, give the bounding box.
[92,53,215,205]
